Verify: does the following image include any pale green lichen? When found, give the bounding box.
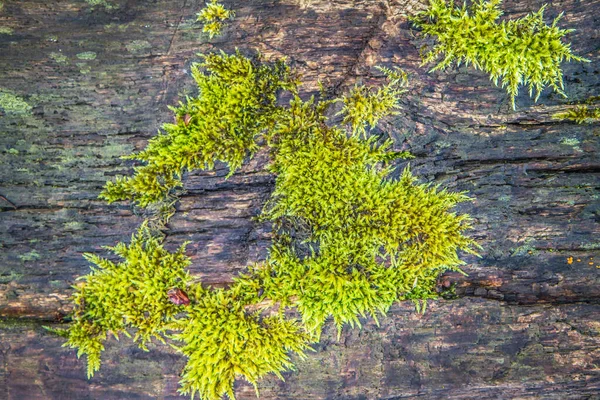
[0,27,13,35]
[125,40,151,54]
[84,0,117,10]
[0,90,32,115]
[50,52,69,65]
[560,137,582,152]
[0,271,23,284]
[560,137,580,146]
[7,148,19,155]
[581,242,600,250]
[76,51,97,60]
[76,62,92,74]
[19,250,41,262]
[511,243,538,256]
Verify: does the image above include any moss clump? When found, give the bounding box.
[0,89,32,115]
[57,226,190,378]
[171,285,311,399]
[410,0,589,109]
[197,0,235,38]
[100,50,298,207]
[65,51,478,399]
[553,105,600,124]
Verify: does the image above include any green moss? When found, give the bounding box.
[7,148,19,155]
[0,26,13,35]
[76,51,97,60]
[171,286,311,399]
[197,0,235,38]
[57,225,191,378]
[125,40,151,54]
[410,0,589,109]
[553,105,600,124]
[67,51,478,399]
[0,89,32,115]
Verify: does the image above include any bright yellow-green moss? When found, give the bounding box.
[100,51,298,207]
[340,67,408,136]
[410,0,589,109]
[56,226,191,378]
[170,285,311,400]
[197,0,235,38]
[65,51,478,399]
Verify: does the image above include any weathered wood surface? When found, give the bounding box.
[0,0,599,398]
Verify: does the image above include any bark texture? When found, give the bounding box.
[0,0,599,398]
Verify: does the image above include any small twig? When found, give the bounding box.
[0,194,17,209]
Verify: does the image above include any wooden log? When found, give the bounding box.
[0,0,599,398]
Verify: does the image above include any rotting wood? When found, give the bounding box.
[0,0,599,398]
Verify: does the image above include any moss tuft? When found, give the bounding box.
[197,0,235,38]
[410,0,589,109]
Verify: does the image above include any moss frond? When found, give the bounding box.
[197,0,235,38]
[338,67,408,136]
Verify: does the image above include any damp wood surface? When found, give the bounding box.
[0,0,599,398]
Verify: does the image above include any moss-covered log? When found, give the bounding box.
[1,0,599,398]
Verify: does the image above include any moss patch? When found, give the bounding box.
[0,26,13,35]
